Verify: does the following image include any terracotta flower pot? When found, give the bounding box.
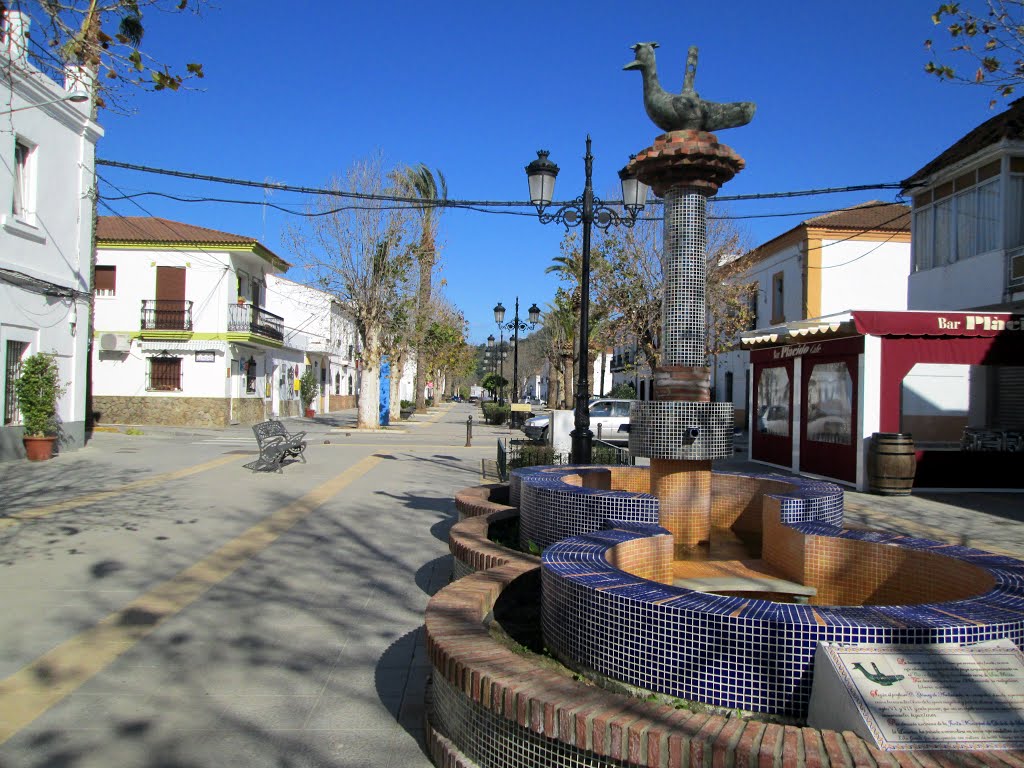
[23,435,56,461]
[304,408,315,418]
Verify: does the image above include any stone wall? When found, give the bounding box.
[278,400,301,418]
[93,396,245,427]
[231,398,266,425]
[329,394,356,411]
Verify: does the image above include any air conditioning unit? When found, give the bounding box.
[99,333,132,353]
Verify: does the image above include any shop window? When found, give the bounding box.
[806,362,852,445]
[756,366,790,437]
[149,356,182,391]
[771,272,784,324]
[95,265,116,296]
[335,372,341,395]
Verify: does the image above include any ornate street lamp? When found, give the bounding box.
[525,136,648,462]
[495,298,541,409]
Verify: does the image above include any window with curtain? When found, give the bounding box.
[1009,172,1024,249]
[913,206,933,271]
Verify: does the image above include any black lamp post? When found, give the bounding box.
[525,136,648,463]
[494,298,541,408]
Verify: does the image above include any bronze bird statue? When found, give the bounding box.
[624,43,755,133]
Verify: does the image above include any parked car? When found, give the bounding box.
[522,399,632,443]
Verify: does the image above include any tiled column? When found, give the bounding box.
[626,130,745,554]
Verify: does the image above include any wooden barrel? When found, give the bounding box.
[867,433,916,495]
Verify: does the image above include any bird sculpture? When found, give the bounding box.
[624,43,756,133]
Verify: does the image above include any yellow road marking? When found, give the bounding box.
[0,453,382,743]
[0,453,243,530]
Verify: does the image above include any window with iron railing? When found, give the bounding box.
[148,357,182,391]
[4,340,28,424]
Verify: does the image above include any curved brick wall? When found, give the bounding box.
[454,483,512,521]
[425,562,1024,768]
[448,507,538,580]
[543,523,1024,717]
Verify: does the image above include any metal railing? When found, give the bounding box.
[228,303,284,342]
[141,300,193,331]
[497,437,634,480]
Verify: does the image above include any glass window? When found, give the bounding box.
[1010,174,1024,249]
[934,196,953,266]
[756,366,790,437]
[955,187,975,262]
[245,358,257,394]
[611,401,631,417]
[12,139,33,222]
[806,362,853,445]
[589,402,612,417]
[976,179,999,253]
[913,206,933,271]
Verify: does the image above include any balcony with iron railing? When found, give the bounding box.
[141,300,193,332]
[228,303,284,342]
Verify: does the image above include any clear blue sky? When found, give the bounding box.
[94,0,997,344]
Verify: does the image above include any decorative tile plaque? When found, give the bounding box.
[808,639,1024,750]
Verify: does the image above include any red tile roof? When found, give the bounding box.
[802,201,910,232]
[903,97,1024,187]
[97,216,259,245]
[96,216,289,268]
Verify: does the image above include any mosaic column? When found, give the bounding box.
[627,131,744,552]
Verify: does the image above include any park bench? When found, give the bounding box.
[245,420,307,473]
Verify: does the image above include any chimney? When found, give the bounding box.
[2,10,29,66]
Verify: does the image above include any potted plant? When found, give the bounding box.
[299,367,319,418]
[14,351,66,461]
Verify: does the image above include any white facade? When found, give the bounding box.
[92,218,293,427]
[265,275,359,414]
[0,12,102,460]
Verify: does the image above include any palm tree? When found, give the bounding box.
[394,164,447,413]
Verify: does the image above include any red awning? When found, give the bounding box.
[852,310,1024,337]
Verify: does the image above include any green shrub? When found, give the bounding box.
[426,396,434,406]
[299,368,319,411]
[15,352,66,437]
[400,399,414,410]
[609,382,637,399]
[482,402,510,424]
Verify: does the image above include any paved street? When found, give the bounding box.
[0,403,500,768]
[0,405,1021,767]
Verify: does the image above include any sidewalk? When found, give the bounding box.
[0,402,489,768]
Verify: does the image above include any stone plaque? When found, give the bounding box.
[808,639,1024,751]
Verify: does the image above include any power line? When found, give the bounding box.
[96,158,915,210]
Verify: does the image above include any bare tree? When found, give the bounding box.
[287,155,414,430]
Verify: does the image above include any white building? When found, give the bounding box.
[713,202,911,428]
[92,217,294,427]
[903,97,1024,432]
[264,275,359,415]
[0,11,102,460]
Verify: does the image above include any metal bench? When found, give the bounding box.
[245,420,307,473]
